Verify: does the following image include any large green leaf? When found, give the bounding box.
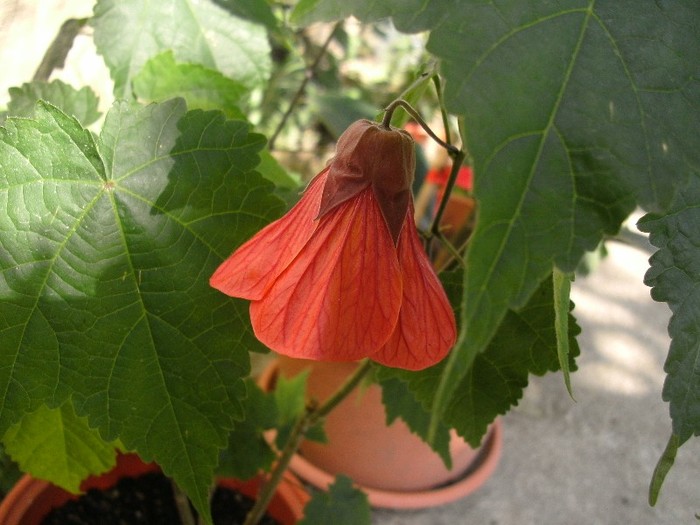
[212,0,278,30]
[639,175,700,445]
[424,0,700,434]
[92,0,272,98]
[381,269,580,447]
[290,0,449,30]
[0,99,284,522]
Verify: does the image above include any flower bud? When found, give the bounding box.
[318,119,416,245]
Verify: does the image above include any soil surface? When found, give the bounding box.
[41,471,278,525]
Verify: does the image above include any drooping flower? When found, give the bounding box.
[210,119,456,370]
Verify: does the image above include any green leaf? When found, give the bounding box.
[2,403,118,493]
[211,0,278,30]
[273,371,326,448]
[444,276,580,445]
[290,0,448,30]
[639,176,700,444]
[92,0,272,98]
[648,433,680,506]
[553,268,575,398]
[376,373,452,468]
[299,475,371,525]
[312,94,378,139]
[132,51,248,120]
[218,380,277,480]
[257,150,302,191]
[0,99,284,522]
[5,80,100,126]
[427,0,700,436]
[392,269,579,447]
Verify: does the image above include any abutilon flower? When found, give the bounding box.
[210,119,456,371]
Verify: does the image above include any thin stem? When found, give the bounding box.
[432,75,452,146]
[429,148,466,238]
[433,230,466,270]
[313,359,373,421]
[381,99,460,158]
[268,22,342,150]
[242,416,307,525]
[243,359,373,525]
[170,480,197,525]
[394,60,439,101]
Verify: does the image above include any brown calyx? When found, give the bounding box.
[317,119,416,245]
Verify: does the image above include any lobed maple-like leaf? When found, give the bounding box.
[420,0,700,433]
[92,0,272,98]
[639,176,700,445]
[0,99,284,522]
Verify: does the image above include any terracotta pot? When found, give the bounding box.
[260,357,502,509]
[0,452,308,525]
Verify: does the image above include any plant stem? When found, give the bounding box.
[170,479,197,525]
[243,359,373,525]
[432,75,452,146]
[268,22,342,150]
[429,147,466,238]
[381,99,459,157]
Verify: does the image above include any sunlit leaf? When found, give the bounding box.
[5,80,100,126]
[93,0,271,98]
[2,403,118,493]
[0,99,284,522]
[132,51,247,120]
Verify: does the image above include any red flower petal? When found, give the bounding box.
[209,170,327,300]
[372,207,456,370]
[250,187,403,361]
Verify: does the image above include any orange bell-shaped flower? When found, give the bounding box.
[210,119,456,370]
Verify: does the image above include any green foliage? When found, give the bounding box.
[218,381,278,481]
[1,0,698,518]
[92,0,271,98]
[639,174,700,444]
[132,51,248,119]
[273,371,326,448]
[2,403,119,493]
[0,99,282,521]
[299,475,371,525]
[380,269,580,447]
[423,0,700,432]
[5,80,100,126]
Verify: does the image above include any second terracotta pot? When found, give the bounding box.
[262,357,502,509]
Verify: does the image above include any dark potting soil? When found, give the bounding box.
[40,471,279,525]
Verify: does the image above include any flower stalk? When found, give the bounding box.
[243,360,374,525]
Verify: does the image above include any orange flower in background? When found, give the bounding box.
[210,119,456,371]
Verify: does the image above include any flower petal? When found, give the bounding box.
[210,170,327,300]
[372,210,456,370]
[250,188,403,361]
